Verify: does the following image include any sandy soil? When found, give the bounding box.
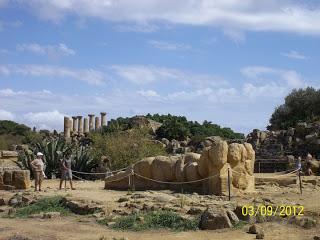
[0,175,319,240]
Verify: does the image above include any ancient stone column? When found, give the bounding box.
[83,117,89,133]
[78,116,83,134]
[69,119,73,133]
[100,112,107,127]
[72,116,78,133]
[95,116,100,130]
[69,119,73,134]
[64,117,71,138]
[88,114,95,131]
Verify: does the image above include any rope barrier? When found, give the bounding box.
[245,168,300,179]
[72,167,127,175]
[133,172,221,185]
[72,173,87,181]
[105,173,132,184]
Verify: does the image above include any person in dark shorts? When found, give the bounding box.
[59,153,75,190]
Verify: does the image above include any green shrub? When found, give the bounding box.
[92,129,167,170]
[0,120,30,136]
[14,196,70,218]
[147,114,244,140]
[110,210,199,231]
[269,87,320,130]
[0,134,24,150]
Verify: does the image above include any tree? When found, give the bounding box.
[269,87,320,130]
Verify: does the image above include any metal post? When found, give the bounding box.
[298,168,303,195]
[227,167,231,201]
[258,162,261,173]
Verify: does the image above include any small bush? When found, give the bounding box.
[14,196,70,218]
[92,129,167,170]
[110,210,199,231]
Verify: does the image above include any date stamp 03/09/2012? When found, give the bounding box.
[241,205,304,217]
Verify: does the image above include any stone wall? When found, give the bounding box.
[247,122,320,159]
[105,140,255,195]
[0,168,30,190]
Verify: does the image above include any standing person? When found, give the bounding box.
[30,152,45,192]
[306,153,313,176]
[296,156,302,170]
[59,153,75,190]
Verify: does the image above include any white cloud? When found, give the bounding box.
[281,50,308,60]
[111,64,228,87]
[223,29,246,44]
[0,109,15,120]
[148,40,191,51]
[0,20,22,30]
[17,43,75,57]
[23,110,66,131]
[0,49,11,55]
[242,83,287,98]
[20,0,320,35]
[0,64,107,85]
[166,87,239,103]
[241,66,305,88]
[114,23,159,33]
[137,90,159,97]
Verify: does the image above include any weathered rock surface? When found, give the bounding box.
[247,122,320,174]
[0,150,18,158]
[0,169,30,190]
[105,140,255,194]
[199,207,234,230]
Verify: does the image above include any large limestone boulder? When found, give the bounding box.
[184,152,201,165]
[151,156,177,181]
[208,140,228,169]
[232,165,248,190]
[12,170,30,189]
[199,207,233,230]
[227,143,244,167]
[175,157,185,182]
[198,149,210,178]
[133,157,154,179]
[0,170,30,190]
[184,162,201,182]
[104,140,255,194]
[104,169,131,189]
[0,151,18,158]
[244,143,255,175]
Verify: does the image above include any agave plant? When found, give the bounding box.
[16,149,35,178]
[71,145,99,179]
[34,137,73,178]
[17,137,73,178]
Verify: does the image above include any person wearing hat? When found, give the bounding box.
[31,152,45,191]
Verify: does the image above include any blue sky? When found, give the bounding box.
[0,0,320,133]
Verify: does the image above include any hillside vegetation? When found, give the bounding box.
[101,114,244,141]
[269,87,320,130]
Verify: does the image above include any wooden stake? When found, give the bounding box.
[227,167,231,201]
[298,168,303,195]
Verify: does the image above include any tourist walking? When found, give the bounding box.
[30,152,45,192]
[59,153,75,190]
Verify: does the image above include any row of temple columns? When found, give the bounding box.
[64,112,107,138]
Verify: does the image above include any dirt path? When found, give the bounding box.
[1,178,319,240]
[0,217,318,240]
